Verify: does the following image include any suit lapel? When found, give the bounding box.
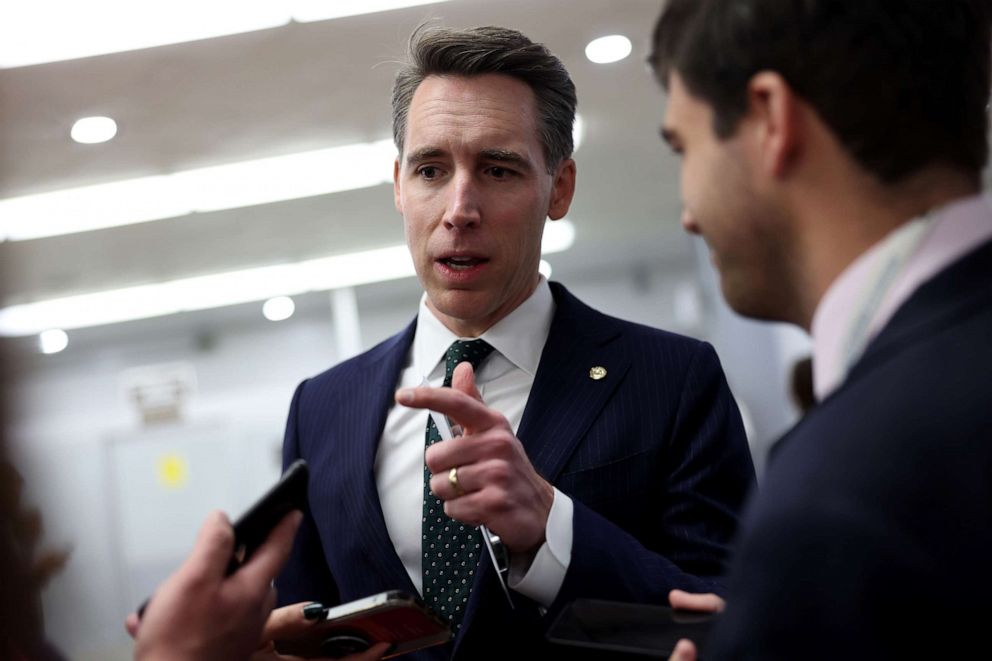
[518,283,630,482]
[340,320,420,595]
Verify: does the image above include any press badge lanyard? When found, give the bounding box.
[840,214,936,375]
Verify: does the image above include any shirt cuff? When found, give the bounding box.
[507,488,573,608]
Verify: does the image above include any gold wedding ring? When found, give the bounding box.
[448,466,463,496]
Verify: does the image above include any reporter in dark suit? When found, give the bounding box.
[276,25,755,659]
[650,1,992,658]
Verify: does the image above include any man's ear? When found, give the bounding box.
[393,158,403,213]
[746,72,803,178]
[547,158,577,220]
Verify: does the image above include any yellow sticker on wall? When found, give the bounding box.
[157,453,189,489]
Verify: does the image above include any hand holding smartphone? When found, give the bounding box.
[275,590,451,659]
[135,459,310,619]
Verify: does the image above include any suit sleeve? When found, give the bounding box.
[551,341,755,609]
[275,380,341,608]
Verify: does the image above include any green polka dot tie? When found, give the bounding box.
[422,339,495,632]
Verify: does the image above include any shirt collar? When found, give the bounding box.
[811,192,992,401]
[412,277,555,380]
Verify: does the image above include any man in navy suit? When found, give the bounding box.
[275,25,755,659]
[650,1,992,658]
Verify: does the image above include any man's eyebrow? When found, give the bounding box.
[480,149,533,170]
[405,147,445,166]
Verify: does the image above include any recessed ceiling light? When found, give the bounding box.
[585,35,633,64]
[38,328,68,354]
[262,296,296,321]
[71,116,118,144]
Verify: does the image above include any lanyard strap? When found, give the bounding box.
[841,215,935,372]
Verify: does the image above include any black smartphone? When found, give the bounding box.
[546,598,716,658]
[275,590,452,659]
[224,458,309,574]
[136,459,309,619]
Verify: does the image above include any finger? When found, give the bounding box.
[669,589,726,613]
[186,510,237,578]
[428,460,484,501]
[450,362,483,403]
[424,432,492,476]
[669,638,697,661]
[238,510,303,588]
[396,384,501,432]
[124,613,140,638]
[259,601,321,642]
[261,583,278,620]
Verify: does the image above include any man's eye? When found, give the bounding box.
[418,166,440,179]
[489,166,512,179]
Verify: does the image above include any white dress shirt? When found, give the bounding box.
[812,193,992,400]
[375,277,574,607]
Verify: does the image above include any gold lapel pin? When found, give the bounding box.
[589,366,607,380]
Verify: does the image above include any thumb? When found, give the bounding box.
[451,362,482,402]
[185,510,237,579]
[237,510,302,589]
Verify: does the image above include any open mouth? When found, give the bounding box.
[438,255,489,270]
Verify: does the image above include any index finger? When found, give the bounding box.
[668,589,726,613]
[396,384,501,432]
[259,601,320,642]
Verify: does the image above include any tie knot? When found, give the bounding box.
[443,339,495,386]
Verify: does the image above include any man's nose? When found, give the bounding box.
[443,174,482,230]
[680,208,700,235]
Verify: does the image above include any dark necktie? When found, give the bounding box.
[422,339,495,632]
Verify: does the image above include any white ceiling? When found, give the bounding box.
[0,0,691,341]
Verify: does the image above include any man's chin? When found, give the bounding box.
[425,289,497,332]
[722,281,792,324]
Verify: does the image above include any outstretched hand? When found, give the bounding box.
[130,509,301,661]
[396,361,554,553]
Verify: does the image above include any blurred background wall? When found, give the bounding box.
[0,1,823,658]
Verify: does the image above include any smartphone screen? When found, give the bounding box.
[546,598,716,657]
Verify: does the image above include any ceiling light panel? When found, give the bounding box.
[291,0,451,22]
[0,1,452,68]
[0,139,396,242]
[0,1,289,69]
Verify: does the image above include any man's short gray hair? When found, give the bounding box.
[391,24,577,174]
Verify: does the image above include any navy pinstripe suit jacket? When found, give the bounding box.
[707,239,992,659]
[276,282,755,659]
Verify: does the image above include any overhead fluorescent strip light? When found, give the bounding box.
[0,139,396,242]
[0,1,452,69]
[0,221,576,336]
[291,0,453,23]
